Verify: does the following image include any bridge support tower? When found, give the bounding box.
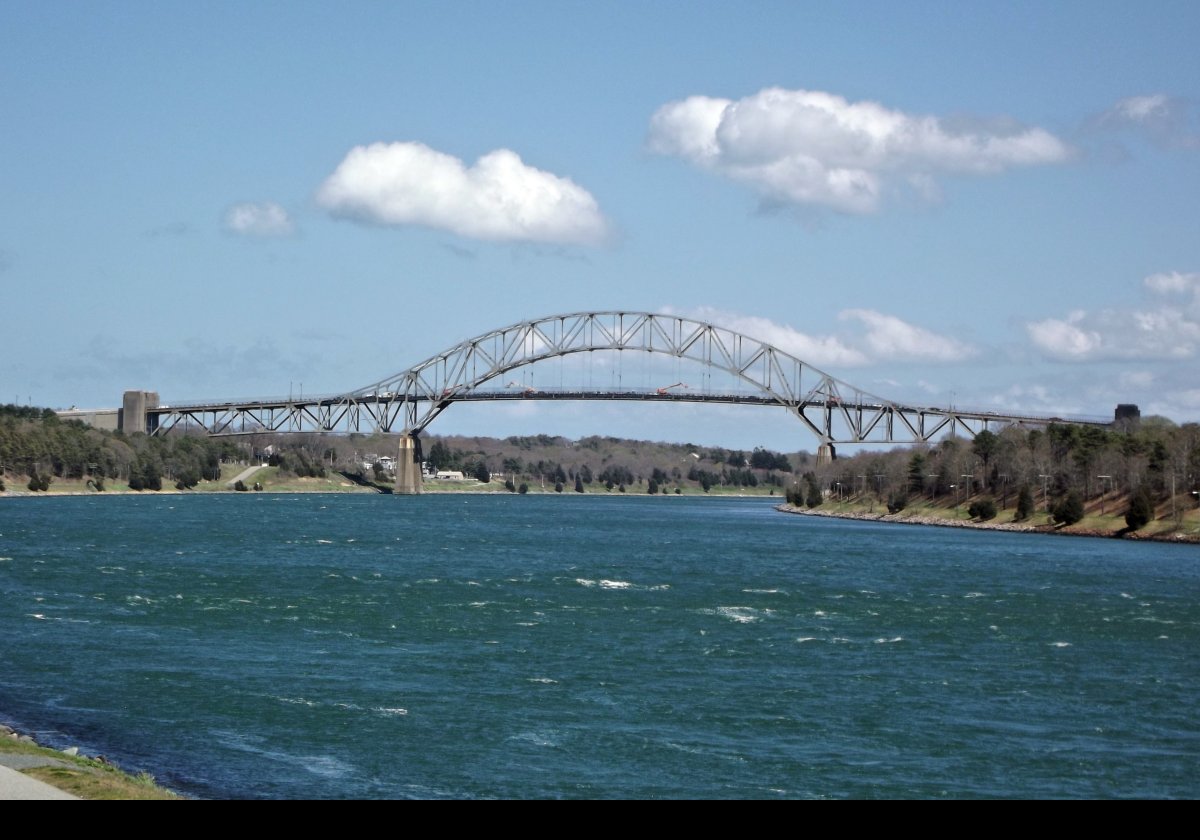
[816,443,836,466]
[395,434,423,495]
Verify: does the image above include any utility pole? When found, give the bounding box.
[1097,475,1111,516]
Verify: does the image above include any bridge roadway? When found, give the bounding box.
[76,310,1127,451]
[148,387,1112,442]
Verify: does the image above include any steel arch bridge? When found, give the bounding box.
[150,310,1109,445]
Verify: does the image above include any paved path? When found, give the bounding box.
[225,464,266,487]
[0,764,78,800]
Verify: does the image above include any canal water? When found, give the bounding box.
[1,494,1196,798]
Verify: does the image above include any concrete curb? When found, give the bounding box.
[0,764,79,800]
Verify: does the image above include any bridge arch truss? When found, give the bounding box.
[150,311,1109,444]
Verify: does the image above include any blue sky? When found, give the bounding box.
[3,1,1198,451]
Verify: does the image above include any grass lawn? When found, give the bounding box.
[0,735,180,800]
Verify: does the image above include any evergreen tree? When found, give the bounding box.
[1052,491,1085,526]
[968,498,997,521]
[907,451,927,493]
[1125,486,1155,531]
[426,441,453,470]
[971,431,999,489]
[1015,485,1035,521]
[804,473,823,508]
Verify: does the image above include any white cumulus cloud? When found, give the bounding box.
[224,202,294,237]
[839,309,977,362]
[664,306,868,368]
[648,87,1072,214]
[316,141,608,245]
[984,382,1083,417]
[1027,272,1200,361]
[1143,270,1200,298]
[663,306,973,368]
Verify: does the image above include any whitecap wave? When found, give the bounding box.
[713,606,762,624]
[509,731,558,748]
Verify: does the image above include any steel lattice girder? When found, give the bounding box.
[149,311,1110,444]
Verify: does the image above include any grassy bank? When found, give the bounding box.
[0,462,378,497]
[781,493,1200,543]
[0,726,180,800]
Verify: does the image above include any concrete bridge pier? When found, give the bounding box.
[395,435,423,495]
[816,443,836,466]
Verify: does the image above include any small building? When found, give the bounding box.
[433,470,466,481]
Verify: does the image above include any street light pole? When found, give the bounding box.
[1097,475,1111,516]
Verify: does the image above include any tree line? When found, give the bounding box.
[787,419,1200,531]
[1,404,240,491]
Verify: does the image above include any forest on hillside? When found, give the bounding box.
[3,404,1198,518]
[789,420,1200,530]
[0,405,798,494]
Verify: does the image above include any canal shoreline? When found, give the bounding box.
[775,503,1200,545]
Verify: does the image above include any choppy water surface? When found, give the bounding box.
[1,494,1196,798]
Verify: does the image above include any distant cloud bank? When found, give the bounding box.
[1027,271,1200,361]
[316,141,608,246]
[224,202,294,237]
[648,86,1072,214]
